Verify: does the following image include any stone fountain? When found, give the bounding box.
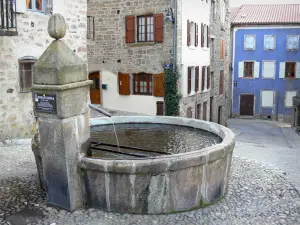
[31,14,235,214]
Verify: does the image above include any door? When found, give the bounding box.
[203,102,207,121]
[210,97,213,121]
[196,103,201,119]
[218,106,222,124]
[156,101,164,116]
[240,94,254,116]
[89,72,101,104]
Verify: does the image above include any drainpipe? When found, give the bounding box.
[172,0,177,72]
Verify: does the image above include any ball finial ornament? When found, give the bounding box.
[48,14,67,40]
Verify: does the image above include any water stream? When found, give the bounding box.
[108,118,120,152]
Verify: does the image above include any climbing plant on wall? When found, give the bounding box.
[164,64,181,116]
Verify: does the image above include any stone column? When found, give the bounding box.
[32,14,92,211]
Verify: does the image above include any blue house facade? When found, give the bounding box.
[231,26,300,122]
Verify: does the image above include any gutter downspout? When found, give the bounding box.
[172,0,177,72]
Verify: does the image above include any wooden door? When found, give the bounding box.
[89,72,101,104]
[203,102,207,121]
[240,94,254,116]
[218,106,222,124]
[156,101,164,116]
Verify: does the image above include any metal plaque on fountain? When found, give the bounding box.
[34,93,57,114]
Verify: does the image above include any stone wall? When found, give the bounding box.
[0,0,87,141]
[87,0,174,75]
[209,0,231,126]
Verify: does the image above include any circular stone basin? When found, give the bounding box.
[80,116,235,214]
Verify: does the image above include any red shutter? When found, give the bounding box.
[195,66,199,92]
[207,26,210,48]
[126,16,135,43]
[188,67,191,94]
[195,23,198,47]
[118,73,131,95]
[187,20,190,46]
[207,66,210,89]
[219,70,224,95]
[201,23,204,47]
[201,66,205,91]
[153,73,165,97]
[154,13,164,43]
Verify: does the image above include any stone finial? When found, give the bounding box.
[48,14,67,40]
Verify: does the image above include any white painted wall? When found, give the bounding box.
[180,0,210,98]
[101,71,163,115]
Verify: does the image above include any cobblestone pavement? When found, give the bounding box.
[1,115,300,225]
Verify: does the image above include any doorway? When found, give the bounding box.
[240,94,254,116]
[89,72,101,104]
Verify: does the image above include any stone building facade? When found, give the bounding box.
[209,0,231,125]
[0,0,87,141]
[87,0,174,115]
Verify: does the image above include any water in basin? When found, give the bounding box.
[90,123,222,159]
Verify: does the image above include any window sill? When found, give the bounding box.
[132,93,153,96]
[202,47,209,51]
[262,77,275,79]
[188,46,197,50]
[128,42,157,47]
[264,49,276,51]
[244,49,255,51]
[242,76,255,79]
[26,9,46,14]
[284,77,296,80]
[286,49,299,52]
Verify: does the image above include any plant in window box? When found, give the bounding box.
[163,63,180,116]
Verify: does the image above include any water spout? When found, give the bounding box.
[88,103,112,117]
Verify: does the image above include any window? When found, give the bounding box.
[26,0,44,12]
[286,35,299,51]
[262,61,275,79]
[137,15,154,42]
[285,62,296,78]
[219,70,224,95]
[220,40,225,59]
[207,67,210,89]
[285,91,297,108]
[19,58,36,92]
[261,90,274,108]
[203,24,207,47]
[220,0,226,26]
[196,103,201,119]
[125,14,163,44]
[203,102,207,121]
[211,0,216,20]
[264,35,275,50]
[87,16,95,40]
[244,35,256,50]
[244,62,254,77]
[133,73,152,95]
[211,38,215,57]
[187,21,198,47]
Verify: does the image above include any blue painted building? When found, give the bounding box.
[231,4,300,122]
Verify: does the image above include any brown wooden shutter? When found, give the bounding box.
[201,23,204,47]
[195,66,199,92]
[201,66,205,91]
[207,66,210,89]
[187,20,191,46]
[118,72,131,95]
[195,23,198,47]
[154,13,164,43]
[219,70,224,95]
[188,67,192,94]
[126,16,135,43]
[207,26,210,48]
[156,101,164,115]
[153,73,165,97]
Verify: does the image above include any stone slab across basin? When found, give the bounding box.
[80,116,235,214]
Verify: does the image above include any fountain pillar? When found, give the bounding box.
[32,14,92,211]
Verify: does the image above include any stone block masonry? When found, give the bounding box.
[0,0,87,141]
[87,0,174,75]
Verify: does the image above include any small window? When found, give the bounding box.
[285,62,296,78]
[19,58,36,92]
[286,36,299,51]
[264,35,275,50]
[203,24,207,47]
[211,38,215,57]
[211,0,216,20]
[244,62,254,77]
[137,15,154,42]
[220,0,226,26]
[285,91,297,108]
[133,73,152,95]
[244,35,256,50]
[190,22,195,47]
[219,70,224,95]
[26,0,44,12]
[87,16,95,40]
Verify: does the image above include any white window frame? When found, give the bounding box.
[26,0,45,13]
[244,35,256,51]
[285,91,297,108]
[262,61,276,79]
[190,22,195,47]
[286,35,299,51]
[261,90,275,108]
[264,35,276,51]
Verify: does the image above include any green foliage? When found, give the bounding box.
[164,66,181,116]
